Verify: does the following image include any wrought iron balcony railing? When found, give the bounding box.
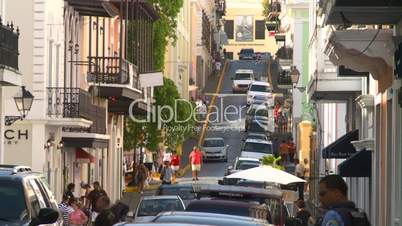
[87,56,140,90]
[47,87,80,118]
[0,21,19,70]
[47,87,106,134]
[277,72,292,89]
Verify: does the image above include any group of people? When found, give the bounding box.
[59,181,128,226]
[274,102,289,133]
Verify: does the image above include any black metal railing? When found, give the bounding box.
[47,88,80,118]
[0,21,19,70]
[277,72,292,86]
[47,87,107,134]
[215,0,226,15]
[87,56,139,90]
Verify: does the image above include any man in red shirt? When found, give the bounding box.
[189,146,203,181]
[171,151,181,177]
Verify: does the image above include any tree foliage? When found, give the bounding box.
[262,0,270,20]
[147,0,184,70]
[261,155,285,171]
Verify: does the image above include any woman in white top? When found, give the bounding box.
[144,149,154,175]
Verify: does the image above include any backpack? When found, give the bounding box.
[334,208,371,226]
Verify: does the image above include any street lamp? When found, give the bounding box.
[290,66,300,87]
[14,86,34,118]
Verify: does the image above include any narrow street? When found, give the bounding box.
[180,60,269,181]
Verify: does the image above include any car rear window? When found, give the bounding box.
[243,142,273,154]
[158,187,195,200]
[137,199,184,217]
[203,139,224,147]
[241,49,254,54]
[235,73,251,80]
[250,84,271,92]
[237,162,260,170]
[0,180,28,222]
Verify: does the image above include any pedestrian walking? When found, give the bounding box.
[318,175,370,226]
[136,163,149,194]
[171,151,181,177]
[144,149,154,179]
[279,140,289,164]
[94,209,118,226]
[294,199,311,226]
[189,146,203,181]
[287,138,296,163]
[87,181,108,223]
[160,160,173,184]
[294,159,306,200]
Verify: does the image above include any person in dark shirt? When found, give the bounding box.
[87,181,108,212]
[64,183,75,200]
[295,199,311,226]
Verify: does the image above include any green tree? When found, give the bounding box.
[261,155,285,171]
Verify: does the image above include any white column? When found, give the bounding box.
[0,87,4,164]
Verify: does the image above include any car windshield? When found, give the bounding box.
[137,199,184,217]
[158,187,195,200]
[241,49,254,54]
[248,108,268,117]
[248,122,267,132]
[246,135,266,140]
[243,142,272,154]
[237,162,260,170]
[0,180,28,223]
[203,139,224,147]
[235,73,251,80]
[186,203,263,218]
[250,85,271,92]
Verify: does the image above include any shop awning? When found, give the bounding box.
[338,149,371,177]
[322,130,359,159]
[75,148,95,163]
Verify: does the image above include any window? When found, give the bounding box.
[48,40,53,87]
[0,180,28,222]
[255,20,265,40]
[25,180,41,218]
[224,20,234,39]
[250,84,271,92]
[203,139,225,147]
[235,73,252,80]
[137,199,184,217]
[243,142,272,154]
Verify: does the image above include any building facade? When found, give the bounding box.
[164,0,191,99]
[223,0,277,60]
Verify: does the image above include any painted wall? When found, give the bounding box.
[223,0,277,59]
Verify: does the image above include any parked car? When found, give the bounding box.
[238,48,255,60]
[115,223,212,226]
[225,157,261,176]
[0,165,61,226]
[134,196,185,223]
[250,95,274,107]
[185,200,271,222]
[200,137,229,162]
[192,184,293,226]
[260,52,271,60]
[247,81,272,106]
[245,105,270,130]
[240,138,274,159]
[153,211,272,226]
[246,120,271,135]
[155,184,196,206]
[232,69,254,93]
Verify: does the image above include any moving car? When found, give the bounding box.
[200,137,229,162]
[247,81,272,105]
[232,69,254,93]
[244,133,269,141]
[238,48,255,60]
[245,105,271,130]
[225,157,261,176]
[153,211,272,226]
[246,120,271,135]
[134,196,185,223]
[155,184,196,206]
[250,95,274,107]
[0,165,61,226]
[240,138,273,159]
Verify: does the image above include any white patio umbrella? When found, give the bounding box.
[225,165,306,185]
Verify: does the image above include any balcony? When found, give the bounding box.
[0,21,21,86]
[277,71,292,89]
[215,0,226,18]
[307,62,362,101]
[87,56,147,115]
[320,0,402,25]
[47,87,105,130]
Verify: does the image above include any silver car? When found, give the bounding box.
[134,196,185,223]
[201,138,229,162]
